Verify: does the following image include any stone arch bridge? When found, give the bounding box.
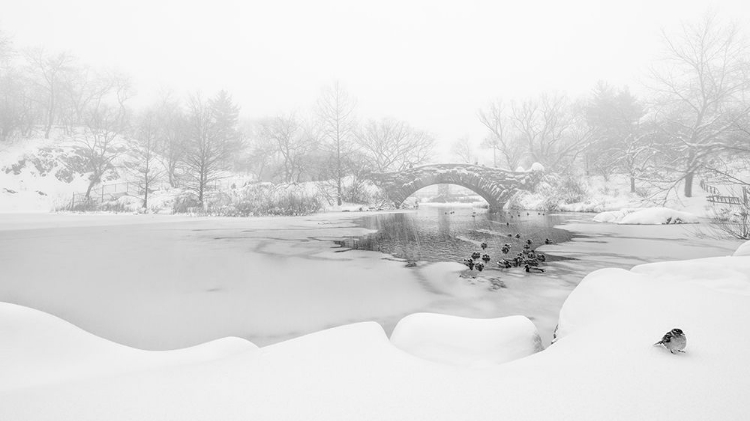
[366,163,544,212]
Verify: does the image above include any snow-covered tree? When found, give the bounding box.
[649,14,750,197]
[183,91,243,205]
[316,81,358,205]
[586,82,653,191]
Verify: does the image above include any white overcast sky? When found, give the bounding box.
[3,0,750,151]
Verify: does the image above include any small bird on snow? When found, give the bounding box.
[654,328,686,354]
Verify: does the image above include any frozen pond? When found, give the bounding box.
[0,211,741,350]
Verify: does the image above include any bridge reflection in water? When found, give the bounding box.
[336,206,575,265]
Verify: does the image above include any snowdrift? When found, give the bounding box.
[594,206,699,224]
[2,244,750,420]
[390,313,542,367]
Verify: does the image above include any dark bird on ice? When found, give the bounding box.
[515,233,521,239]
[475,262,485,272]
[654,328,686,354]
[482,254,491,263]
[471,251,481,260]
[545,238,551,245]
[524,264,545,273]
[480,242,488,250]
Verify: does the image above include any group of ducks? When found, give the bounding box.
[462,238,552,275]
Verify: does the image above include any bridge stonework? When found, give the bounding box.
[366,164,543,212]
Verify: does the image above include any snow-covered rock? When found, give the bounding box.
[515,166,525,172]
[390,313,542,367]
[530,162,545,172]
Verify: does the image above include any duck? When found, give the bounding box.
[501,246,510,254]
[482,254,491,263]
[526,239,532,245]
[480,242,488,250]
[537,253,546,262]
[498,259,512,268]
[545,238,551,245]
[506,222,510,226]
[525,264,545,273]
[471,251,481,260]
[476,262,485,272]
[465,260,475,270]
[515,233,521,239]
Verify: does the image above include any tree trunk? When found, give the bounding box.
[684,149,697,198]
[684,171,694,197]
[44,91,54,139]
[630,176,636,194]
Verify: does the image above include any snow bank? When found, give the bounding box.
[0,302,257,391]
[734,240,750,257]
[593,207,699,224]
[390,313,542,367]
[591,207,641,223]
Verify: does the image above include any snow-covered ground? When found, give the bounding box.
[2,228,748,420]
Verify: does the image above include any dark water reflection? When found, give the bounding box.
[339,206,578,264]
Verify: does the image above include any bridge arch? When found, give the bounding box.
[366,163,543,212]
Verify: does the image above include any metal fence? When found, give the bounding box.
[70,182,141,208]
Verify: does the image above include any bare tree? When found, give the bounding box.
[355,117,435,172]
[150,92,187,188]
[585,82,655,190]
[75,105,128,199]
[316,81,358,205]
[649,14,750,197]
[449,135,476,164]
[183,91,243,205]
[510,93,593,172]
[258,112,318,183]
[126,110,162,209]
[478,100,524,169]
[60,65,119,129]
[25,47,75,139]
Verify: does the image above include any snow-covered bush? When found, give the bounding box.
[221,183,323,216]
[509,174,588,210]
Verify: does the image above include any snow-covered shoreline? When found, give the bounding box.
[2,231,749,420]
